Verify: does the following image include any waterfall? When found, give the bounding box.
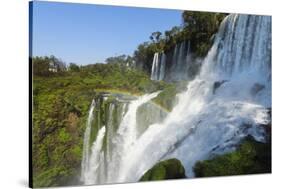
[81,99,96,183]
[115,14,271,182]
[106,102,128,182]
[172,43,179,68]
[81,92,161,185]
[115,92,161,154]
[150,53,159,80]
[152,40,193,82]
[172,40,193,81]
[177,41,185,71]
[84,126,106,184]
[187,40,191,54]
[201,15,271,80]
[159,53,166,80]
[151,53,166,81]
[111,91,161,182]
[81,14,271,185]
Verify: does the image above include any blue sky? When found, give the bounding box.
[32,1,182,65]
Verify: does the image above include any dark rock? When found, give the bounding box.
[251,83,265,96]
[213,80,227,94]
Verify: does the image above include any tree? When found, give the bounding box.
[181,11,227,56]
[33,56,51,76]
[49,55,67,72]
[69,63,80,72]
[32,55,67,76]
[106,55,127,65]
[149,31,162,43]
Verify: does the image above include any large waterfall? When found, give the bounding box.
[81,14,271,185]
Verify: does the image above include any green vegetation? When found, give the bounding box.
[32,56,178,187]
[106,54,134,67]
[153,80,188,111]
[193,136,271,177]
[139,158,186,181]
[33,55,67,76]
[69,63,80,72]
[181,11,227,57]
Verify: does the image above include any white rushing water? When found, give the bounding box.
[81,14,271,185]
[81,92,161,185]
[81,99,96,183]
[150,52,159,80]
[152,40,193,81]
[159,53,166,80]
[151,52,166,81]
[84,126,106,184]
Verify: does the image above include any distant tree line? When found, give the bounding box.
[105,54,134,67]
[32,54,135,77]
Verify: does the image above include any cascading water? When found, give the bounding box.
[81,14,271,185]
[117,14,271,181]
[151,53,166,81]
[151,40,194,82]
[159,53,166,80]
[84,126,106,184]
[150,53,159,80]
[81,92,161,185]
[109,92,161,182]
[81,99,96,183]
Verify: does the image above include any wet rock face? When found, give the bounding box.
[251,83,265,96]
[139,158,186,181]
[213,80,228,94]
